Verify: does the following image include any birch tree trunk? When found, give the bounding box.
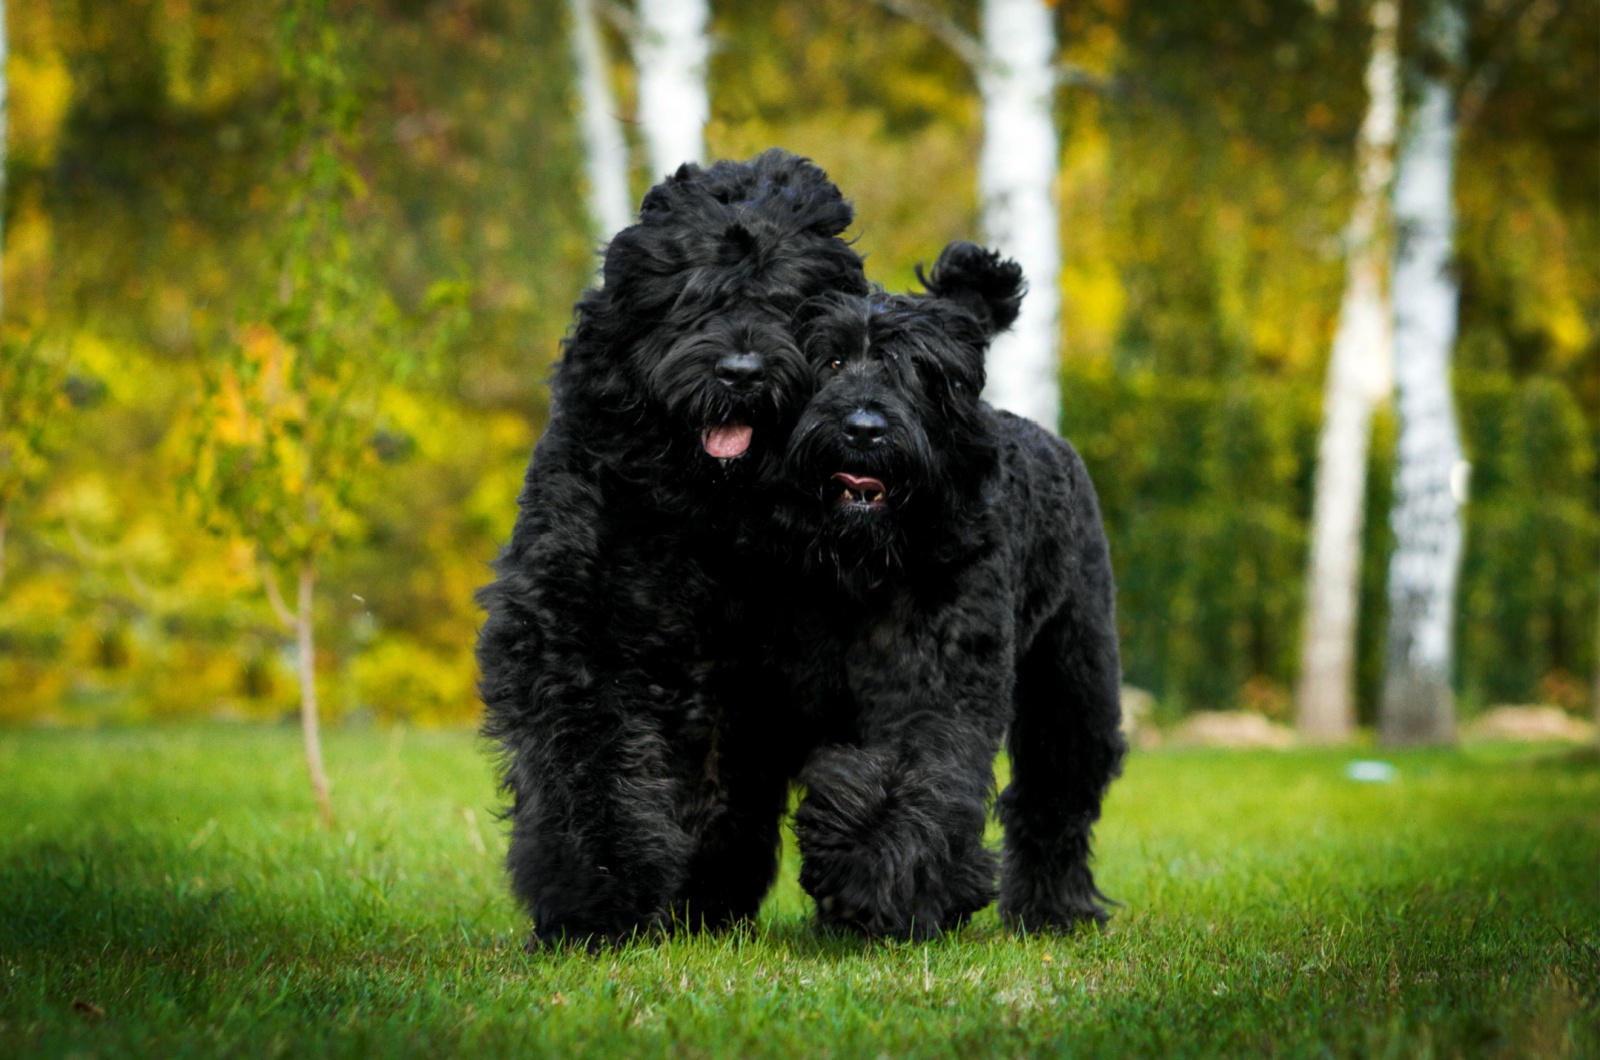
[568,0,633,238]
[1296,0,1399,742]
[297,558,334,827]
[1380,0,1467,746]
[635,0,710,176]
[978,0,1062,433]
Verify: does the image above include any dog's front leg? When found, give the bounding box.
[793,592,1012,940]
[478,473,697,950]
[497,695,693,951]
[794,733,998,940]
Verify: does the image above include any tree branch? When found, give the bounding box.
[259,557,299,633]
[1054,60,1118,93]
[64,515,154,603]
[867,0,985,75]
[866,0,1117,93]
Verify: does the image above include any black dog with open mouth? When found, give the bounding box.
[774,242,1127,939]
[477,150,866,949]
[781,262,1000,591]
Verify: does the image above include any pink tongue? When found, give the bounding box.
[702,422,753,458]
[832,472,886,493]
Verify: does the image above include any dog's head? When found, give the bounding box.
[782,242,1023,584]
[581,150,867,475]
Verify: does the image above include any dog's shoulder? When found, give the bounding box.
[978,406,1102,531]
[982,407,1084,478]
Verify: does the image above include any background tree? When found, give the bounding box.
[1297,0,1399,742]
[568,0,709,232]
[868,0,1068,431]
[636,0,712,172]
[186,0,444,823]
[569,0,633,238]
[0,6,78,596]
[1380,0,1468,745]
[1,0,1593,731]
[976,0,1063,431]
[0,343,66,588]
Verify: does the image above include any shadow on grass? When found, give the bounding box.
[0,829,905,979]
[0,835,244,956]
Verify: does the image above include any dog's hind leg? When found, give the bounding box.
[673,762,789,931]
[998,589,1126,932]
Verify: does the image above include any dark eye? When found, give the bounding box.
[826,358,844,371]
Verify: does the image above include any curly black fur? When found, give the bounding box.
[476,150,867,949]
[775,241,1128,939]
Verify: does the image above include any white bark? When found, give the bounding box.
[296,558,334,827]
[978,0,1062,433]
[1297,0,1399,742]
[568,0,633,238]
[635,0,709,176]
[1380,0,1467,746]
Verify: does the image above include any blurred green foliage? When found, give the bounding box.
[1064,367,1599,722]
[0,0,1594,725]
[1061,368,1320,719]
[185,0,401,569]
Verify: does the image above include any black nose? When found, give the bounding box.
[841,409,888,448]
[715,352,764,392]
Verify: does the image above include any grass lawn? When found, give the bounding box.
[1,726,1596,1058]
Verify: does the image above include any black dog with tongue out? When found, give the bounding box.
[477,150,866,949]
[774,242,1127,939]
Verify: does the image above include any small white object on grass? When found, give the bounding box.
[1345,760,1398,783]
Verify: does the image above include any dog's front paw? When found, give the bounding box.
[998,863,1115,935]
[525,876,671,952]
[528,905,667,952]
[800,843,947,940]
[805,854,994,940]
[998,897,1110,935]
[795,748,995,939]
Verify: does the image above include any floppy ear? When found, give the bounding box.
[914,241,1025,337]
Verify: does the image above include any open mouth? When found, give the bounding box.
[702,420,753,460]
[831,472,888,511]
